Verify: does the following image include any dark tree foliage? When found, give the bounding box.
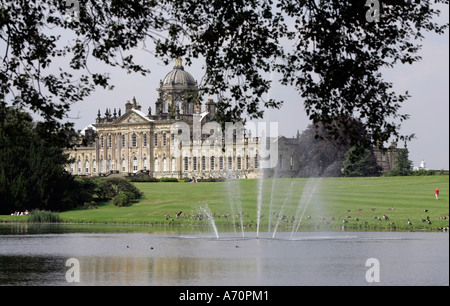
[294,122,351,177]
[1,0,448,148]
[343,145,382,177]
[0,106,77,214]
[389,148,413,176]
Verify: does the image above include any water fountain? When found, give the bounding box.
[199,204,219,239]
[226,175,245,238]
[290,178,321,239]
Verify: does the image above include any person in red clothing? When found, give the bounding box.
[435,188,439,200]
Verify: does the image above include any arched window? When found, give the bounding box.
[92,160,97,173]
[108,159,112,171]
[201,156,206,171]
[154,158,159,171]
[184,157,189,171]
[143,158,147,171]
[143,134,147,147]
[255,154,259,169]
[133,157,138,173]
[108,134,112,148]
[122,159,126,172]
[154,133,158,147]
[210,156,215,171]
[228,156,232,170]
[237,156,242,170]
[122,134,125,147]
[132,133,137,147]
[100,158,104,173]
[163,133,167,147]
[171,158,176,172]
[85,160,89,173]
[219,156,224,170]
[163,158,167,171]
[100,136,104,148]
[193,157,197,171]
[77,160,81,173]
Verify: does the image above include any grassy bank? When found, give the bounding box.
[1,176,448,231]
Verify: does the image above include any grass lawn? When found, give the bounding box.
[1,176,449,231]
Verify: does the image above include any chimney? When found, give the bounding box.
[125,100,133,112]
[206,99,216,118]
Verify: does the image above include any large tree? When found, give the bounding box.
[390,148,413,176]
[0,106,77,214]
[294,121,352,177]
[343,145,382,177]
[0,0,448,146]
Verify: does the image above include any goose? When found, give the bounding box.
[408,219,412,225]
[383,215,389,220]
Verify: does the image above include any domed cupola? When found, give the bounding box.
[161,59,197,88]
[155,59,199,116]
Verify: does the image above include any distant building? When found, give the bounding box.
[65,60,298,179]
[65,60,405,179]
[413,160,428,171]
[372,141,402,172]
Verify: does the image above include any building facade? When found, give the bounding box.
[66,60,401,179]
[66,60,294,179]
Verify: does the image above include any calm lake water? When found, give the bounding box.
[0,224,448,286]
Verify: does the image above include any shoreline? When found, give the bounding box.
[1,220,448,233]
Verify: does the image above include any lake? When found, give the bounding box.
[0,223,448,286]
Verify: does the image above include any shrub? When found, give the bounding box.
[78,189,93,204]
[159,177,178,182]
[97,177,143,200]
[27,210,61,223]
[112,192,136,207]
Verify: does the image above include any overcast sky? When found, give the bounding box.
[67,5,449,171]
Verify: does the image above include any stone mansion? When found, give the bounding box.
[66,60,297,179]
[65,60,401,179]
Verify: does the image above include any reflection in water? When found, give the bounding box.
[76,256,256,286]
[0,255,66,285]
[0,224,448,286]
